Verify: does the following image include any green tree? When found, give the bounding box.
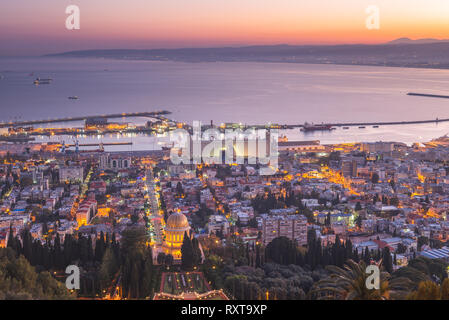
[0,248,73,299]
[53,233,64,270]
[141,248,155,298]
[95,232,106,262]
[165,254,174,268]
[265,237,297,265]
[181,231,194,270]
[441,278,449,300]
[98,247,118,292]
[311,259,412,300]
[192,237,202,266]
[119,226,149,299]
[157,252,166,265]
[120,226,148,259]
[382,247,393,273]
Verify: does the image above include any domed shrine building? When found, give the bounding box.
[162,212,190,260]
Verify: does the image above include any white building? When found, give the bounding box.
[59,166,84,183]
[99,153,131,171]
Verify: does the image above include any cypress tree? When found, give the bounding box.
[87,235,94,262]
[42,243,51,269]
[346,239,353,260]
[382,247,393,273]
[181,231,194,270]
[121,256,131,298]
[192,237,202,266]
[79,235,88,264]
[130,262,140,298]
[7,225,17,254]
[22,229,33,262]
[95,233,105,262]
[111,232,120,261]
[105,232,110,248]
[255,245,261,268]
[54,233,63,269]
[63,234,72,266]
[363,246,371,264]
[141,248,154,298]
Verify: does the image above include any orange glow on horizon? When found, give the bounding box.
[3,0,449,55]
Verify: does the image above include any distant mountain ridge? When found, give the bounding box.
[387,37,449,45]
[47,40,449,69]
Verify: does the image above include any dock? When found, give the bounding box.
[2,108,449,136]
[0,136,35,142]
[0,111,171,128]
[322,118,447,128]
[407,92,449,99]
[211,116,449,131]
[65,142,132,147]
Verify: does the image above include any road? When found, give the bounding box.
[145,168,164,246]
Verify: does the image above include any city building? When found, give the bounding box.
[259,213,307,246]
[99,153,131,171]
[341,160,357,177]
[76,199,97,226]
[59,166,84,183]
[278,140,326,153]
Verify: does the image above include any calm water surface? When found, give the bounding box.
[1,57,449,150]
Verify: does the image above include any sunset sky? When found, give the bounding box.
[1,0,449,56]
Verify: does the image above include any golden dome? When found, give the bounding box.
[166,212,189,230]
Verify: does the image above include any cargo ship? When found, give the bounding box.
[301,123,335,132]
[159,142,174,151]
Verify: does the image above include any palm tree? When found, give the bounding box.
[408,280,441,300]
[310,259,412,300]
[408,278,449,300]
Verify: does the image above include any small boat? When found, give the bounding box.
[68,96,79,100]
[342,126,349,130]
[34,77,52,85]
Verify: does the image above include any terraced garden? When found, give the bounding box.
[160,272,211,295]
